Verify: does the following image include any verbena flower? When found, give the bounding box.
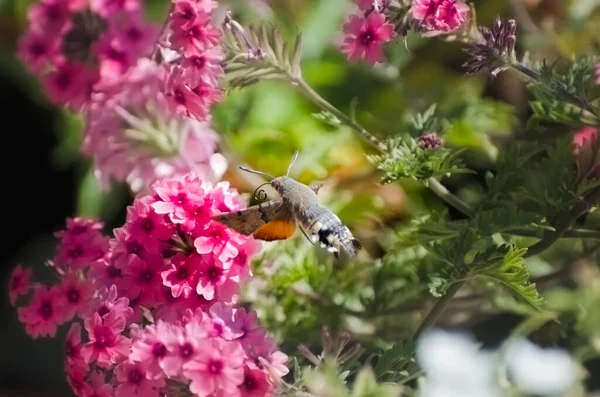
[83,59,227,193]
[411,0,470,33]
[341,12,397,65]
[9,173,287,397]
[17,0,157,109]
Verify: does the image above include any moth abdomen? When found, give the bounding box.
[302,207,361,257]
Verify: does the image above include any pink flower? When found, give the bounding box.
[204,302,245,340]
[90,0,140,18]
[194,223,239,262]
[27,0,68,34]
[152,173,211,231]
[165,72,213,121]
[181,46,224,85]
[161,321,207,376]
[53,217,109,270]
[168,16,221,56]
[88,260,127,293]
[161,253,202,298]
[573,127,600,178]
[17,30,57,73]
[238,365,273,397]
[170,0,200,28]
[243,330,289,379]
[233,307,262,341]
[114,360,165,397]
[8,264,32,305]
[229,238,261,281]
[86,370,115,397]
[411,0,470,33]
[341,12,396,65]
[183,338,245,396]
[81,285,134,321]
[195,255,239,302]
[65,323,86,369]
[120,255,163,306]
[17,286,65,338]
[58,272,95,320]
[126,196,174,243]
[129,321,170,379]
[42,62,98,109]
[81,310,131,367]
[66,363,89,397]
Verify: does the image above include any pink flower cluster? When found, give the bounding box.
[411,0,470,33]
[159,0,224,121]
[341,1,397,65]
[84,59,227,193]
[9,173,288,397]
[18,0,157,109]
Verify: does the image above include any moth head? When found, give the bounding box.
[271,176,293,194]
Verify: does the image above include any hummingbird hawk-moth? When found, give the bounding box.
[214,151,362,258]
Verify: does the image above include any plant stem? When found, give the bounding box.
[510,62,600,120]
[293,77,388,152]
[524,187,600,258]
[413,281,466,339]
[426,178,475,217]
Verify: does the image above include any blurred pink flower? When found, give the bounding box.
[411,0,470,33]
[341,12,396,65]
[8,264,32,305]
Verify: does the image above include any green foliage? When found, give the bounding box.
[472,246,545,310]
[368,137,473,183]
[373,341,418,383]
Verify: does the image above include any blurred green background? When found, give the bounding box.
[2,0,600,395]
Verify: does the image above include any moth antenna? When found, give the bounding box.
[239,166,275,180]
[286,150,299,176]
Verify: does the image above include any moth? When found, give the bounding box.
[214,151,362,258]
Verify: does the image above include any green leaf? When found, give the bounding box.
[368,137,473,183]
[474,246,545,311]
[373,341,416,381]
[428,275,450,297]
[352,367,403,397]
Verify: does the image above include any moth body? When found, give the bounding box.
[214,151,362,258]
[272,176,361,258]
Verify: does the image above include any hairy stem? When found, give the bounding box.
[524,187,600,258]
[293,77,388,152]
[510,62,600,120]
[413,281,466,339]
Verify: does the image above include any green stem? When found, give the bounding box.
[509,227,600,240]
[510,62,600,120]
[413,281,466,339]
[294,77,388,152]
[426,178,475,217]
[524,187,600,258]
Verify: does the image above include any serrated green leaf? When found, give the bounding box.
[373,341,417,381]
[474,246,545,311]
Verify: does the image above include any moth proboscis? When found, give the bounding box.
[214,151,362,258]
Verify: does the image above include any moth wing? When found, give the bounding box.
[214,199,295,241]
